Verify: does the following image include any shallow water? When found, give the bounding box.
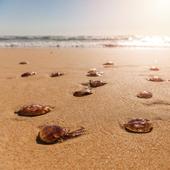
[0,35,170,48]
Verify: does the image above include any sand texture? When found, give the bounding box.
[0,48,170,170]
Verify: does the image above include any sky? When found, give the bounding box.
[0,0,170,36]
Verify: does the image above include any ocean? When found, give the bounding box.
[0,35,170,48]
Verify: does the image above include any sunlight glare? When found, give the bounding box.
[155,0,170,11]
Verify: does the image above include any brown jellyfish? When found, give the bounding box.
[38,125,86,144]
[50,72,64,77]
[15,104,54,116]
[87,68,103,77]
[21,72,37,77]
[19,61,29,65]
[122,118,153,133]
[103,61,114,67]
[137,91,153,99]
[150,66,159,71]
[82,80,107,88]
[147,76,164,82]
[73,87,92,97]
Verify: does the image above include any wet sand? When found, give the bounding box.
[0,48,170,170]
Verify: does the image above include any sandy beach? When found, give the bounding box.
[0,48,170,170]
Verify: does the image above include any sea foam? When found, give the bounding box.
[0,35,170,48]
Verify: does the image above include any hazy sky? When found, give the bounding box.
[0,0,170,36]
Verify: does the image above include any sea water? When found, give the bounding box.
[0,35,170,48]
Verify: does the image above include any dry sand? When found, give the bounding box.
[0,48,170,170]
